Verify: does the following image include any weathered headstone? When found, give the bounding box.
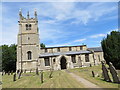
[49,70,53,78]
[30,69,32,73]
[92,71,95,77]
[36,68,39,75]
[13,73,16,81]
[2,70,5,76]
[90,64,92,67]
[109,62,120,83]
[40,71,43,83]
[17,70,19,74]
[18,72,21,79]
[101,61,111,82]
[24,69,26,73]
[8,71,10,75]
[11,70,13,75]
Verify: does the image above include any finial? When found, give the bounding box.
[19,8,22,20]
[27,11,29,19]
[34,8,37,19]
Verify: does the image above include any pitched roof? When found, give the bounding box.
[88,47,103,52]
[39,50,91,57]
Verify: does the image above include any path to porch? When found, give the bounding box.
[64,70,103,89]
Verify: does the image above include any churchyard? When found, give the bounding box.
[2,64,119,88]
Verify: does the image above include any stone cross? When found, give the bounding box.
[109,62,120,83]
[101,61,111,82]
[13,73,16,81]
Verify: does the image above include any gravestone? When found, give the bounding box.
[18,72,21,79]
[2,70,5,76]
[90,64,92,67]
[17,70,19,74]
[11,70,13,75]
[49,70,53,78]
[101,61,111,82]
[8,71,10,75]
[24,70,26,73]
[92,71,95,77]
[40,71,43,83]
[30,69,32,73]
[36,68,39,75]
[109,62,120,83]
[13,73,16,81]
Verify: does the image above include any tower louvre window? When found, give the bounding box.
[27,51,32,60]
[26,24,32,30]
[69,47,72,51]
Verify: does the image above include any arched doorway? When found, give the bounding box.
[60,56,67,69]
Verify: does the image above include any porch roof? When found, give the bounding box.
[39,50,91,58]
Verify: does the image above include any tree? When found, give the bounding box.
[1,44,17,72]
[101,31,120,69]
[40,43,45,48]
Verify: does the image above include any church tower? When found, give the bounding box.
[17,9,40,71]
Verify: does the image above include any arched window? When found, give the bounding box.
[26,24,28,30]
[29,24,31,30]
[26,24,32,30]
[27,51,32,60]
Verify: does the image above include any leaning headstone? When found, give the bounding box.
[18,72,21,79]
[49,70,53,78]
[101,61,111,82]
[13,73,16,81]
[109,62,120,83]
[92,71,95,77]
[36,68,39,75]
[40,71,43,83]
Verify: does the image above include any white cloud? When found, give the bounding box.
[74,38,86,42]
[90,34,106,38]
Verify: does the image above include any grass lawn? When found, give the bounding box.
[2,70,85,88]
[69,64,119,88]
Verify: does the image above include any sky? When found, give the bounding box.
[1,2,118,48]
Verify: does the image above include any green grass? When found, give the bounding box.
[69,65,119,88]
[2,70,85,88]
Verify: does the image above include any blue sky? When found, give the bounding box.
[1,2,118,47]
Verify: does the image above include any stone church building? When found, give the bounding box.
[17,10,104,71]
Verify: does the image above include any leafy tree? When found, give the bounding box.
[1,44,17,72]
[101,31,120,69]
[40,43,45,48]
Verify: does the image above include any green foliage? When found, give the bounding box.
[101,31,120,69]
[40,43,45,48]
[1,44,17,72]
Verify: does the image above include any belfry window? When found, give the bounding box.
[27,51,32,60]
[69,47,72,51]
[26,24,31,30]
[57,48,60,52]
[44,57,50,66]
